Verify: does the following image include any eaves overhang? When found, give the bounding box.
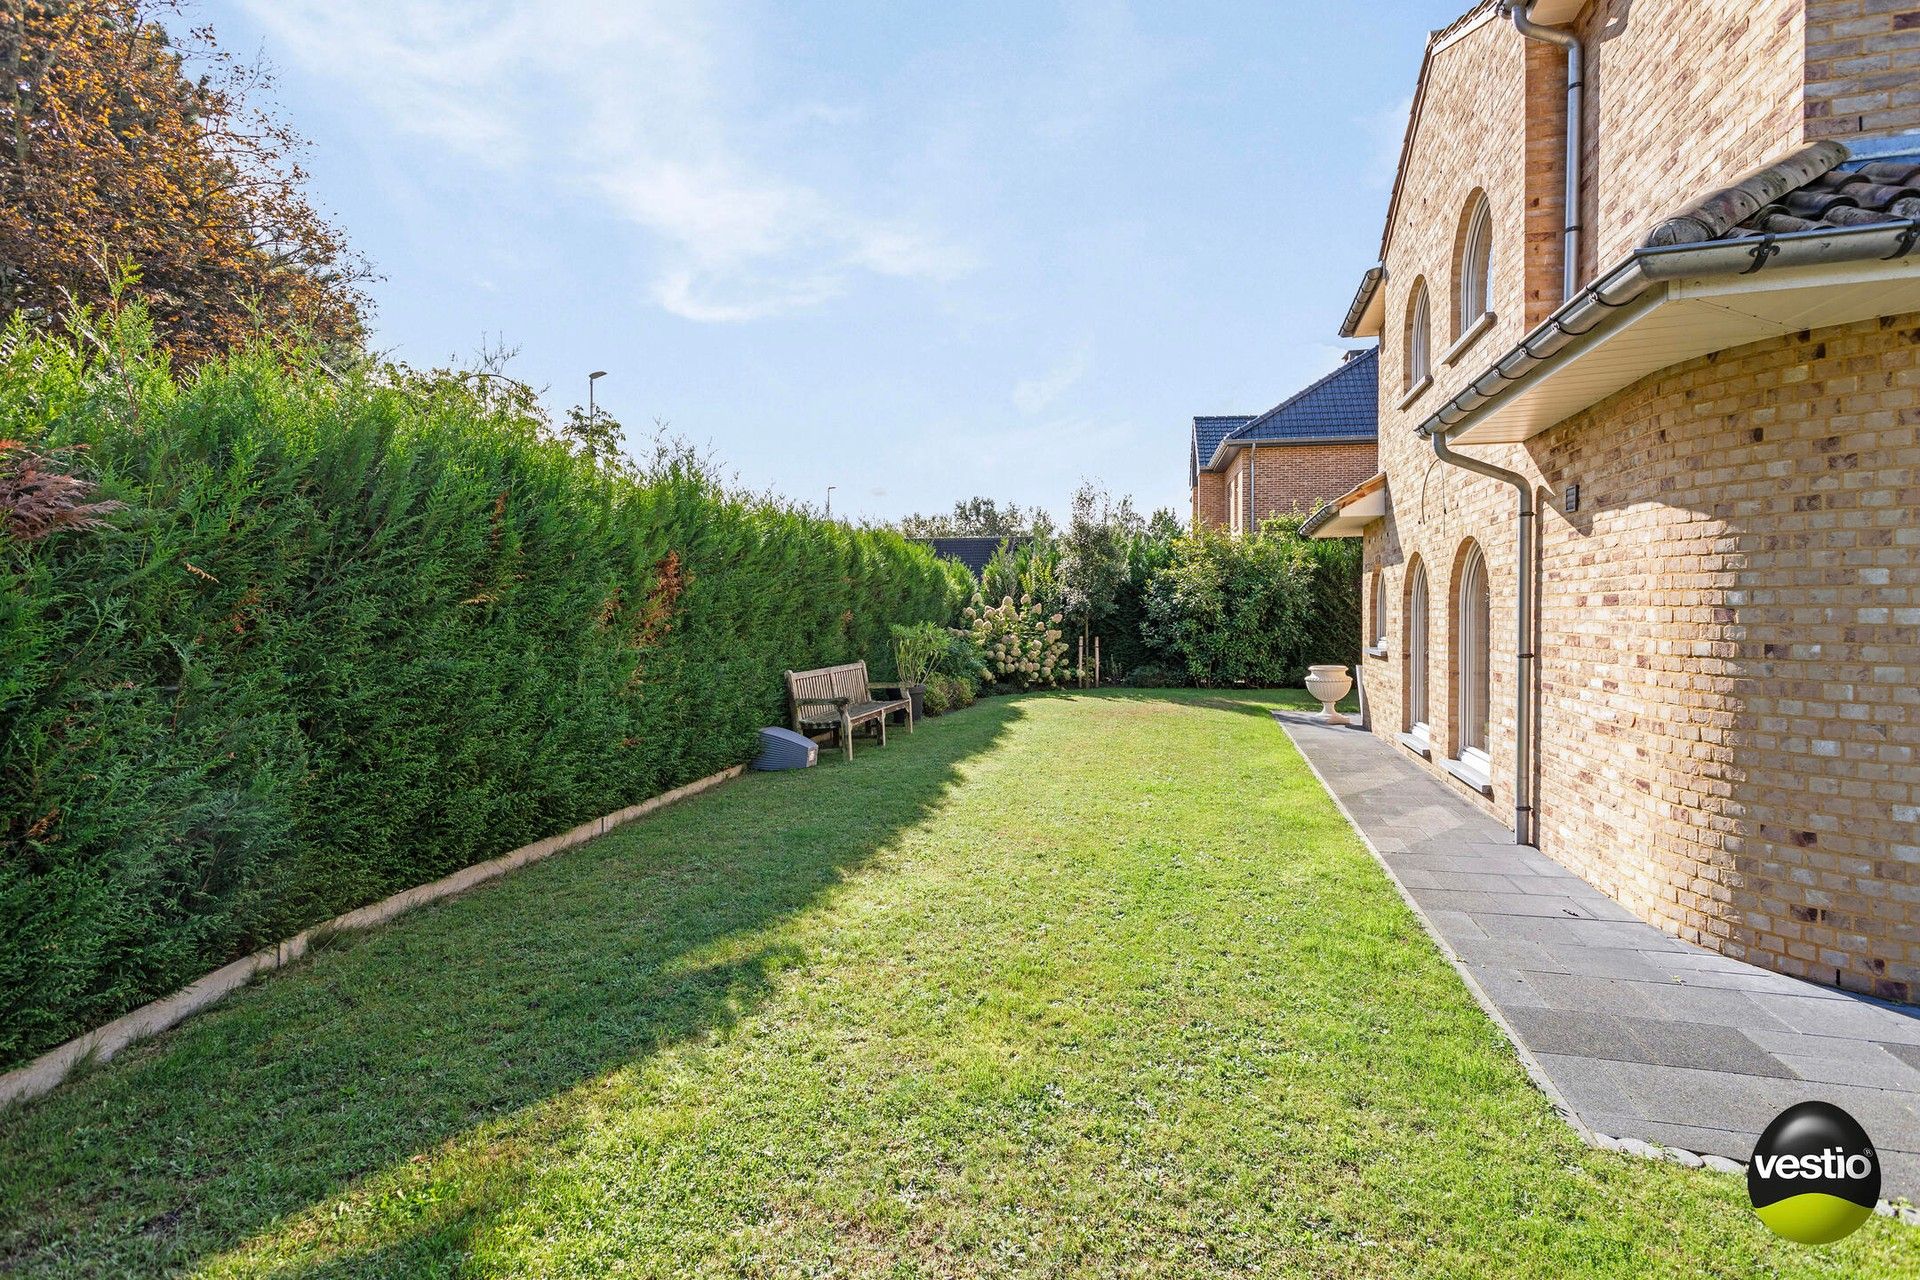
[1420,220,1920,446]
[1340,264,1386,339]
[1202,433,1378,473]
[1302,471,1388,539]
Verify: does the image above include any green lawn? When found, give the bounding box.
[2,690,1913,1278]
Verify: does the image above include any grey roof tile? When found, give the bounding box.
[1646,140,1920,246]
[1188,349,1379,479]
[1227,347,1379,446]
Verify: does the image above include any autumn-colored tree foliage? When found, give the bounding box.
[0,0,365,363]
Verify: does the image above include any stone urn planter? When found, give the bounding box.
[1304,664,1353,725]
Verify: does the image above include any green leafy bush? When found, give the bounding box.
[921,672,975,715]
[1141,517,1358,687]
[1113,664,1190,689]
[921,676,952,716]
[0,307,965,1067]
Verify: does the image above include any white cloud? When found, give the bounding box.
[238,0,973,321]
[1012,341,1094,415]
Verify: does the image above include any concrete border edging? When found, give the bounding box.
[0,764,746,1111]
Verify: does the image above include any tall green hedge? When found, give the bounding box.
[0,309,966,1068]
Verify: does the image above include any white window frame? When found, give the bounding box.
[1403,564,1430,753]
[1458,194,1493,336]
[1453,545,1492,786]
[1368,570,1389,656]
[1407,282,1431,390]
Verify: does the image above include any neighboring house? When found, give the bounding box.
[1189,348,1379,532]
[916,536,1030,576]
[1305,0,1920,1001]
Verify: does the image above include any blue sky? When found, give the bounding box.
[193,1,1460,523]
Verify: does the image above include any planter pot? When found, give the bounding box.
[907,682,926,724]
[1303,664,1353,725]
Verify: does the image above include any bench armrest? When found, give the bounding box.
[868,681,909,694]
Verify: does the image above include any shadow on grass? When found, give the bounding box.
[0,698,1022,1278]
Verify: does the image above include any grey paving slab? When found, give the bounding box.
[1274,710,1920,1199]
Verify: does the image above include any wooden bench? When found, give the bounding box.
[783,660,912,761]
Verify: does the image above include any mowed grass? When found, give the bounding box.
[2,691,1914,1278]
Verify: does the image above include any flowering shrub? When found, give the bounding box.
[960,593,1073,689]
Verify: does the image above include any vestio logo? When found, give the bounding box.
[1747,1101,1881,1244]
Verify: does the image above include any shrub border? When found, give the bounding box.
[0,764,745,1111]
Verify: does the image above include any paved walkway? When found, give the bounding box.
[1274,710,1920,1200]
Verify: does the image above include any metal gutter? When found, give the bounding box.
[1416,218,1920,438]
[1416,214,1920,850]
[1429,431,1535,846]
[1340,264,1385,339]
[1299,500,1338,538]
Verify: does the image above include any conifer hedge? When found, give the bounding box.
[0,309,966,1068]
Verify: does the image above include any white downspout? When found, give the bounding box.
[1426,0,1576,847]
[1511,1,1583,299]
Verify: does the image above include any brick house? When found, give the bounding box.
[1189,348,1378,531]
[1304,0,1920,1001]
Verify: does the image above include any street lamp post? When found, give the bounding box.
[825,485,836,518]
[587,370,607,431]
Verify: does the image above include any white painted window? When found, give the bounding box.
[1456,544,1491,764]
[1406,564,1429,737]
[1371,570,1388,651]
[1406,281,1431,388]
[1458,194,1493,335]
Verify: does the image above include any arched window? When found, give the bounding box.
[1405,279,1431,389]
[1370,570,1388,652]
[1455,543,1491,765]
[1405,562,1429,739]
[1457,193,1493,337]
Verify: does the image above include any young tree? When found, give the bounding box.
[0,1,367,364]
[1057,481,1142,650]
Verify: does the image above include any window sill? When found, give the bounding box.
[1398,730,1431,759]
[1365,642,1389,660]
[1442,754,1493,794]
[1395,377,1432,412]
[1443,311,1496,366]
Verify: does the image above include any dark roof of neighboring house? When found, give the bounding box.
[916,536,1030,576]
[1189,349,1380,481]
[1190,415,1254,485]
[1233,347,1379,445]
[1645,140,1920,247]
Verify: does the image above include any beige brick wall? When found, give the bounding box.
[1194,442,1377,532]
[1367,315,1920,1000]
[1805,0,1920,140]
[1574,0,1804,278]
[1359,4,1920,997]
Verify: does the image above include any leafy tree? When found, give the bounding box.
[558,403,630,474]
[1057,481,1142,650]
[898,496,1053,539]
[0,0,367,364]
